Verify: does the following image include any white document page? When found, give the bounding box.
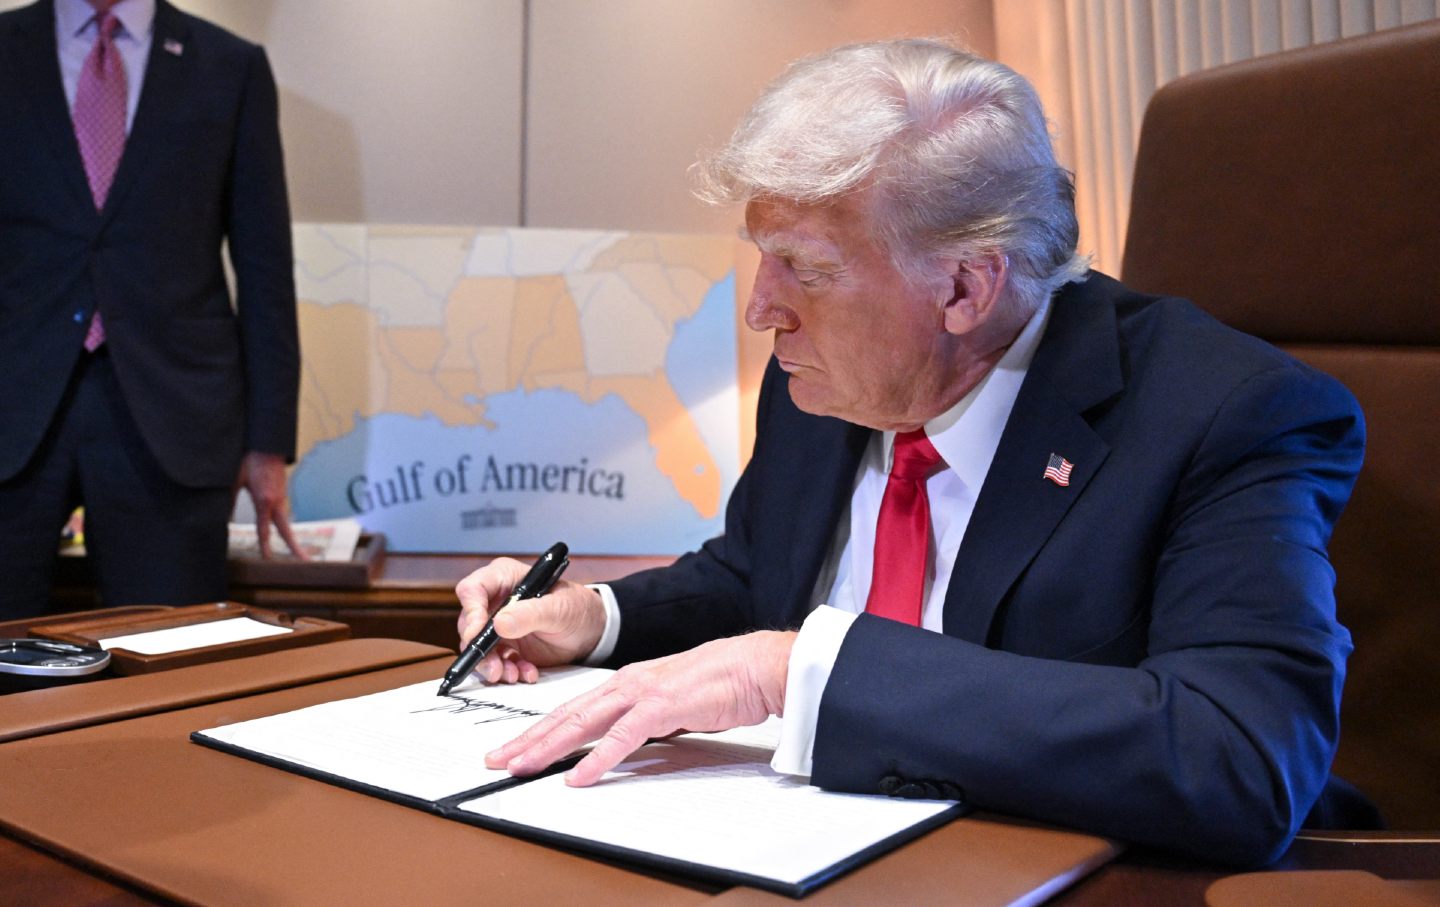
[100,616,293,654]
[458,722,958,887]
[196,666,613,802]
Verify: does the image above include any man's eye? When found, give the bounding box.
[794,270,825,287]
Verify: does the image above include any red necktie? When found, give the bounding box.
[864,429,944,626]
[73,5,127,350]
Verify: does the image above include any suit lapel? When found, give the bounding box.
[942,279,1125,644]
[4,0,94,214]
[758,364,870,619]
[785,417,870,614]
[99,0,189,222]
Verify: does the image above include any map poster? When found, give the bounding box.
[288,225,756,555]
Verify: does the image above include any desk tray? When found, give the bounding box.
[34,602,350,674]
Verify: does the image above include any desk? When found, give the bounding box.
[237,553,676,648]
[4,650,1438,906]
[1,655,1118,907]
[52,554,676,651]
[0,637,454,904]
[5,819,1438,906]
[1052,834,1440,905]
[0,637,449,743]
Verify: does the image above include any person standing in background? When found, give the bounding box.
[0,0,302,619]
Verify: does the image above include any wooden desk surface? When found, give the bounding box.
[1053,833,1440,905]
[51,553,677,601]
[0,656,1120,907]
[3,645,1438,905]
[233,553,677,649]
[6,820,1438,906]
[0,635,459,905]
[0,658,707,906]
[29,571,1440,903]
[0,637,449,743]
[47,553,679,650]
[372,553,677,587]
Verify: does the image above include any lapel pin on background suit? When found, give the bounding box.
[164,39,183,56]
[1042,453,1074,487]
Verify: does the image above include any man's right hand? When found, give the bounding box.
[454,558,607,685]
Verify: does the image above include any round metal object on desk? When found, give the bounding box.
[0,639,110,693]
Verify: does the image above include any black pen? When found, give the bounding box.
[437,542,570,696]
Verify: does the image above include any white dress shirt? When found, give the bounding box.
[587,296,1052,777]
[771,297,1051,774]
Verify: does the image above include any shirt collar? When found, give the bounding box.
[58,0,156,41]
[880,294,1054,472]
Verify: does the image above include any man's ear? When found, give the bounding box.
[940,252,1009,336]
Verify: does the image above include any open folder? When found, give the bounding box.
[191,665,966,896]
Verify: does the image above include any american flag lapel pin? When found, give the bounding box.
[1042,452,1074,487]
[164,39,184,56]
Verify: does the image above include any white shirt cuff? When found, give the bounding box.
[580,583,622,666]
[770,605,858,777]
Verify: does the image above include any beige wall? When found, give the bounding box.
[23,0,1434,260]
[183,0,526,225]
[4,0,992,231]
[525,0,994,234]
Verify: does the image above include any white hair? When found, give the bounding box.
[693,38,1089,310]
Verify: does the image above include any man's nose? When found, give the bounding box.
[744,259,799,333]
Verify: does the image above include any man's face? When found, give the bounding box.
[743,192,955,430]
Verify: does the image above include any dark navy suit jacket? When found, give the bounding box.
[0,0,298,487]
[609,271,1364,865]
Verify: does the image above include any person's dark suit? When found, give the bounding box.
[607,271,1365,865]
[0,0,298,616]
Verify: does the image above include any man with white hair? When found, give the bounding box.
[455,39,1366,865]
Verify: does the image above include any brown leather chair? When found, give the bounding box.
[1121,18,1440,829]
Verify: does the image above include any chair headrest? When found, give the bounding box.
[1121,19,1440,345]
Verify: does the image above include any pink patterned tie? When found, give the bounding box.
[74,5,126,351]
[864,429,945,626]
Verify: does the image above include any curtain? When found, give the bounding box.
[995,0,1439,273]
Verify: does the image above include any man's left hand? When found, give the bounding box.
[235,451,304,560]
[485,630,796,786]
